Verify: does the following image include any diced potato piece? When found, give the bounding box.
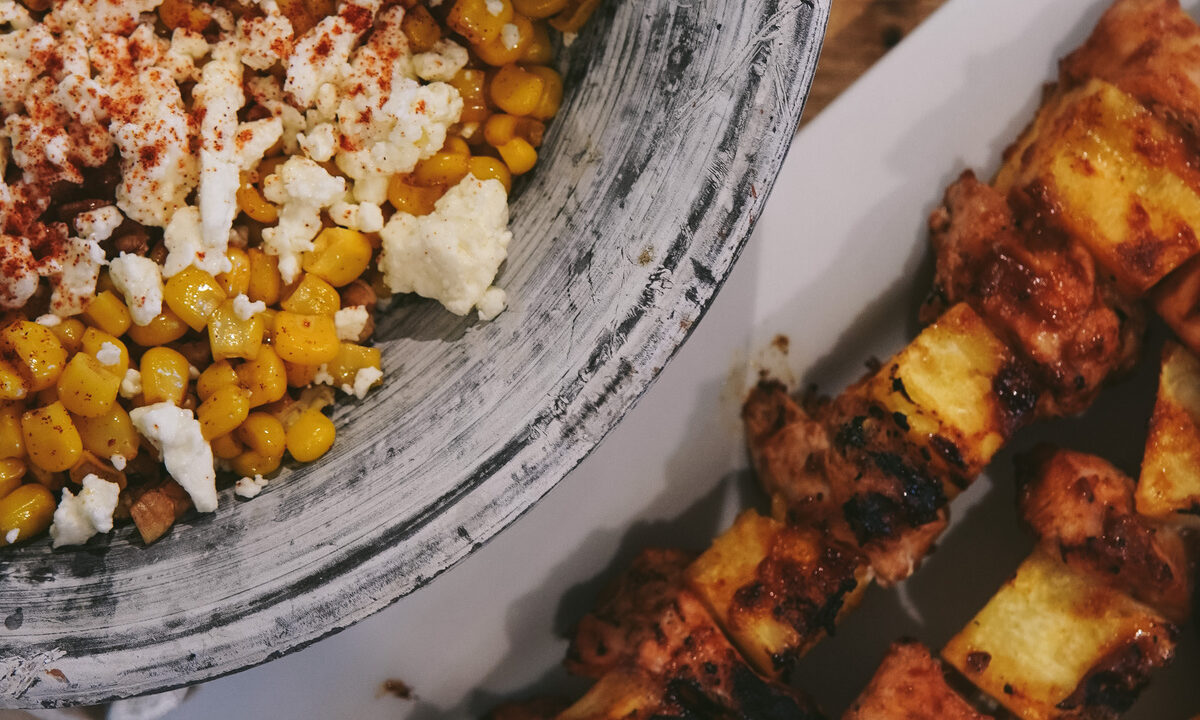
[943,549,1176,720]
[845,640,990,720]
[130,480,191,545]
[1138,341,1200,522]
[995,79,1200,294]
[685,510,870,678]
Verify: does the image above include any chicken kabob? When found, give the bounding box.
[486,0,1200,716]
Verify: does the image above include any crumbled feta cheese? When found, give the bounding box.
[313,364,336,387]
[298,122,338,163]
[188,364,200,379]
[119,368,142,398]
[261,156,347,283]
[74,206,123,244]
[162,205,233,278]
[130,402,218,513]
[195,40,245,263]
[500,24,521,51]
[235,474,268,499]
[35,314,61,327]
[232,294,266,321]
[329,201,383,233]
[476,286,508,321]
[235,118,284,171]
[50,233,107,317]
[96,342,122,367]
[379,175,512,318]
[486,0,504,15]
[237,6,293,71]
[412,40,469,83]
[110,454,127,471]
[334,305,369,341]
[0,234,40,310]
[49,474,121,548]
[4,528,17,544]
[346,366,383,399]
[108,252,164,326]
[285,3,378,108]
[563,32,579,47]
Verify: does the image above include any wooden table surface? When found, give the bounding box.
[804,0,950,124]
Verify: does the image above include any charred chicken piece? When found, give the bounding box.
[1018,447,1192,623]
[843,640,991,720]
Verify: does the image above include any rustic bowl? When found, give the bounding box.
[0,0,829,707]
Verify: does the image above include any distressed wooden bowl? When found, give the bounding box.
[0,0,829,707]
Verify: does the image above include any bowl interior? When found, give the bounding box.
[0,0,829,707]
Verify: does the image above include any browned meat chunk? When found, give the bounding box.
[843,640,991,720]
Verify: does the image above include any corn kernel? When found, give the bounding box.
[208,300,265,361]
[158,0,212,31]
[165,265,228,331]
[56,353,121,418]
[141,347,191,406]
[449,69,491,124]
[81,328,129,376]
[0,404,24,459]
[22,401,83,472]
[217,247,252,297]
[273,313,340,365]
[74,403,139,461]
[514,0,567,18]
[448,0,512,44]
[236,176,279,224]
[68,450,126,489]
[248,249,283,306]
[0,484,55,546]
[126,307,189,347]
[412,152,471,187]
[527,65,563,120]
[36,385,58,406]
[473,13,533,66]
[468,156,513,192]
[0,360,27,401]
[0,458,27,500]
[236,346,288,407]
[401,4,442,51]
[498,137,538,175]
[286,409,336,462]
[210,432,244,460]
[285,361,319,388]
[2,321,68,392]
[303,229,373,288]
[237,412,286,459]
[197,360,240,401]
[443,136,471,156]
[82,290,133,337]
[549,0,600,32]
[280,274,341,317]
[323,342,383,388]
[485,114,544,147]
[522,21,554,63]
[387,175,445,216]
[48,318,85,354]
[198,385,251,440]
[490,64,545,116]
[231,449,282,477]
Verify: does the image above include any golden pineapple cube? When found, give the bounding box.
[684,509,870,679]
[845,640,990,720]
[995,79,1200,294]
[943,549,1176,720]
[1137,341,1200,522]
[863,302,1033,484]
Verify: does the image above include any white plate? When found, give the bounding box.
[54,0,1198,716]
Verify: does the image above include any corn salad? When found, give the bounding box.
[0,0,596,548]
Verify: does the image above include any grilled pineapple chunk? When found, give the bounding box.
[844,640,991,720]
[995,79,1200,294]
[684,509,870,679]
[1137,341,1200,522]
[943,549,1176,720]
[862,303,1035,485]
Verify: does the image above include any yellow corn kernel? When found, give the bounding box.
[36,385,59,406]
[387,175,445,216]
[208,300,265,361]
[468,156,513,192]
[25,463,62,493]
[259,307,278,343]
[285,361,319,388]
[211,432,244,460]
[126,307,190,347]
[236,176,279,223]
[56,353,121,418]
[473,12,533,66]
[236,346,287,407]
[21,401,82,472]
[527,65,564,120]
[286,409,336,462]
[197,360,240,402]
[231,449,282,477]
[443,136,471,156]
[401,4,442,52]
[549,0,600,32]
[522,21,554,63]
[217,248,252,297]
[237,412,286,459]
[248,249,283,306]
[412,152,471,187]
[140,347,190,406]
[281,274,341,316]
[2,321,67,392]
[513,0,567,18]
[498,137,538,175]
[484,114,544,147]
[448,0,513,43]
[323,342,383,388]
[273,313,340,365]
[74,403,139,461]
[82,290,133,338]
[0,483,55,546]
[158,0,211,31]
[0,404,24,459]
[0,360,27,401]
[165,265,228,331]
[0,458,27,500]
[197,385,251,440]
[80,328,129,376]
[490,64,545,116]
[48,318,85,354]
[303,229,373,289]
[449,69,491,124]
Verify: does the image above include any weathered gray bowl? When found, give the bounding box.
[0,0,829,707]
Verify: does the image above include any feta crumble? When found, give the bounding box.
[108,253,164,326]
[130,402,218,513]
[119,368,142,399]
[96,342,122,368]
[348,366,383,399]
[49,474,121,548]
[334,305,370,341]
[110,454,127,471]
[232,294,266,321]
[261,156,347,283]
[4,529,17,545]
[235,474,268,499]
[35,314,61,327]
